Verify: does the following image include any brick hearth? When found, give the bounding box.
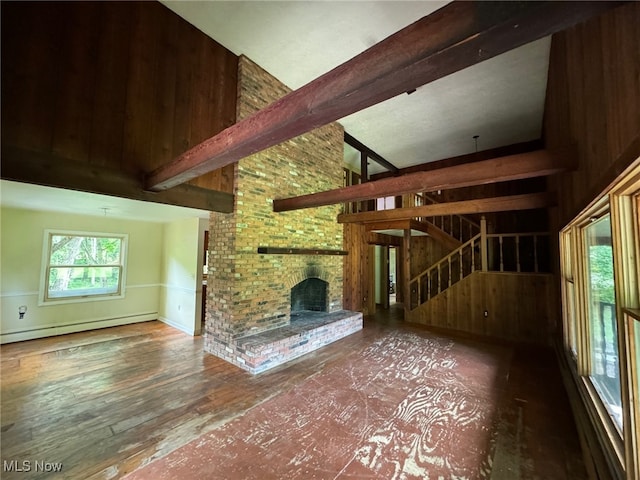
[235,311,363,374]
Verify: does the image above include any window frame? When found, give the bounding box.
[39,229,128,305]
[560,227,579,358]
[559,161,640,478]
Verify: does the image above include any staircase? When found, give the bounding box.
[409,216,550,310]
[416,193,481,244]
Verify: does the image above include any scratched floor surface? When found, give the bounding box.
[1,309,585,479]
[125,326,582,480]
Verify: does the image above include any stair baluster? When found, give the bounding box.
[409,229,551,311]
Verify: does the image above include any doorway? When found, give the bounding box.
[201,230,209,333]
[374,245,398,310]
[389,246,397,305]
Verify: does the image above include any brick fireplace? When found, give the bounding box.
[204,56,362,373]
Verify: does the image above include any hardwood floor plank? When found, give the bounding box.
[1,317,584,479]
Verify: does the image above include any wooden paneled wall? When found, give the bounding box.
[406,272,557,345]
[410,236,451,278]
[343,223,371,313]
[1,1,238,209]
[545,2,640,226]
[543,6,639,478]
[344,224,450,314]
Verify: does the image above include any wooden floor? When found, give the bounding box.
[1,307,586,479]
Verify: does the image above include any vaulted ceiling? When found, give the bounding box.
[1,1,613,220]
[161,1,552,175]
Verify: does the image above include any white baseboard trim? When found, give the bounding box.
[158,316,195,336]
[0,313,158,344]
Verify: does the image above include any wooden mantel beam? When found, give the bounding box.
[145,1,619,191]
[338,192,557,224]
[274,149,570,212]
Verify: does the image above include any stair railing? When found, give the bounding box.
[412,193,480,243]
[409,233,482,310]
[409,221,551,310]
[485,232,550,273]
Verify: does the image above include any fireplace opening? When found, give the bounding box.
[291,278,328,313]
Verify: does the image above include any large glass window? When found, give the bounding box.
[42,231,127,303]
[560,164,640,476]
[584,214,623,431]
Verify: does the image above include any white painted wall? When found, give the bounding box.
[389,247,397,285]
[158,217,204,336]
[196,217,208,336]
[0,207,163,343]
[1,206,205,343]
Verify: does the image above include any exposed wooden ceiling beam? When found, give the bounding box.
[145,1,619,191]
[345,132,398,174]
[1,145,234,213]
[370,140,543,181]
[338,192,556,224]
[274,149,570,212]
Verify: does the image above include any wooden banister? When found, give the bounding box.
[409,230,552,310]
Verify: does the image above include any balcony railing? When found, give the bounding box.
[485,232,550,273]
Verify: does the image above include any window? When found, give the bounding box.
[560,229,578,356]
[560,161,640,476]
[41,230,127,303]
[584,214,622,431]
[376,196,395,211]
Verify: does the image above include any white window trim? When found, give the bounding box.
[39,229,128,306]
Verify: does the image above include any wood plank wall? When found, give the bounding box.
[343,224,404,313]
[545,2,640,227]
[410,236,451,278]
[406,272,557,345]
[343,224,446,314]
[1,2,238,203]
[343,224,371,314]
[543,6,639,478]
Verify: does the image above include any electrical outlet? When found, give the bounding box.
[18,305,27,319]
[483,310,488,318]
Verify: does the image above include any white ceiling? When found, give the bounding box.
[162,0,551,175]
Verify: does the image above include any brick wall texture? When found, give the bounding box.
[205,55,345,362]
